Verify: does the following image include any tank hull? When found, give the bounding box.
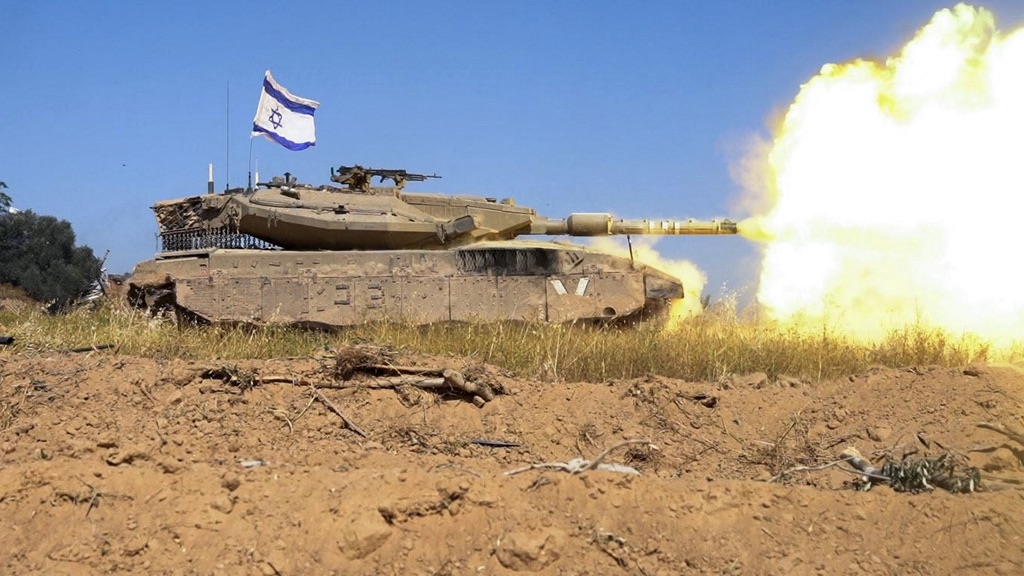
[129,242,683,326]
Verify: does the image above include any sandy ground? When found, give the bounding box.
[1,345,1023,576]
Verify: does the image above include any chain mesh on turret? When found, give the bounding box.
[153,197,280,252]
[158,227,279,253]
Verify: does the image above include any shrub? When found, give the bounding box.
[0,210,102,306]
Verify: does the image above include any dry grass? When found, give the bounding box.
[0,399,19,431]
[0,296,1016,383]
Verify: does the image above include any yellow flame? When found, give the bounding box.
[736,216,774,243]
[740,4,1024,344]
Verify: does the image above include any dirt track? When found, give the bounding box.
[1,348,1023,575]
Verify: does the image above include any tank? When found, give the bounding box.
[128,165,738,326]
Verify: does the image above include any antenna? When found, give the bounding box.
[246,133,254,193]
[225,81,230,191]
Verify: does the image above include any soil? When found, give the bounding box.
[1,346,1023,576]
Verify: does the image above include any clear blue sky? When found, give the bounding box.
[4,1,1023,297]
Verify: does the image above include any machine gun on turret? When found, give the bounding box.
[331,165,441,192]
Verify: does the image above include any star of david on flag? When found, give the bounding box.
[251,70,320,151]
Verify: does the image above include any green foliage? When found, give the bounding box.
[0,181,10,211]
[0,210,102,305]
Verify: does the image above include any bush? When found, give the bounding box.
[0,181,10,212]
[0,210,102,305]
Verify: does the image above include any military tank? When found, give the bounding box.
[129,165,738,326]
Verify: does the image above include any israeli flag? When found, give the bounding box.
[251,71,320,151]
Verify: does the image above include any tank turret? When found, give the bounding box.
[152,165,737,252]
[130,164,739,326]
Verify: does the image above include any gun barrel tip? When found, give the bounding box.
[736,217,773,242]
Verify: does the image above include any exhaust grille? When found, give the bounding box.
[456,247,560,276]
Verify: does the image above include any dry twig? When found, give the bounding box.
[309,385,366,438]
[978,422,1024,447]
[505,439,654,477]
[266,408,293,434]
[767,458,852,483]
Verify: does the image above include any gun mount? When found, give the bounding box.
[130,163,739,326]
[330,165,441,192]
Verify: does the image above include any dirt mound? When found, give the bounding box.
[1,349,1023,575]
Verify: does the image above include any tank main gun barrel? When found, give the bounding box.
[532,213,738,237]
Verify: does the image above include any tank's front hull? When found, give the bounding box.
[128,243,683,326]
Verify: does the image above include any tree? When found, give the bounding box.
[0,207,103,305]
[0,181,10,212]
